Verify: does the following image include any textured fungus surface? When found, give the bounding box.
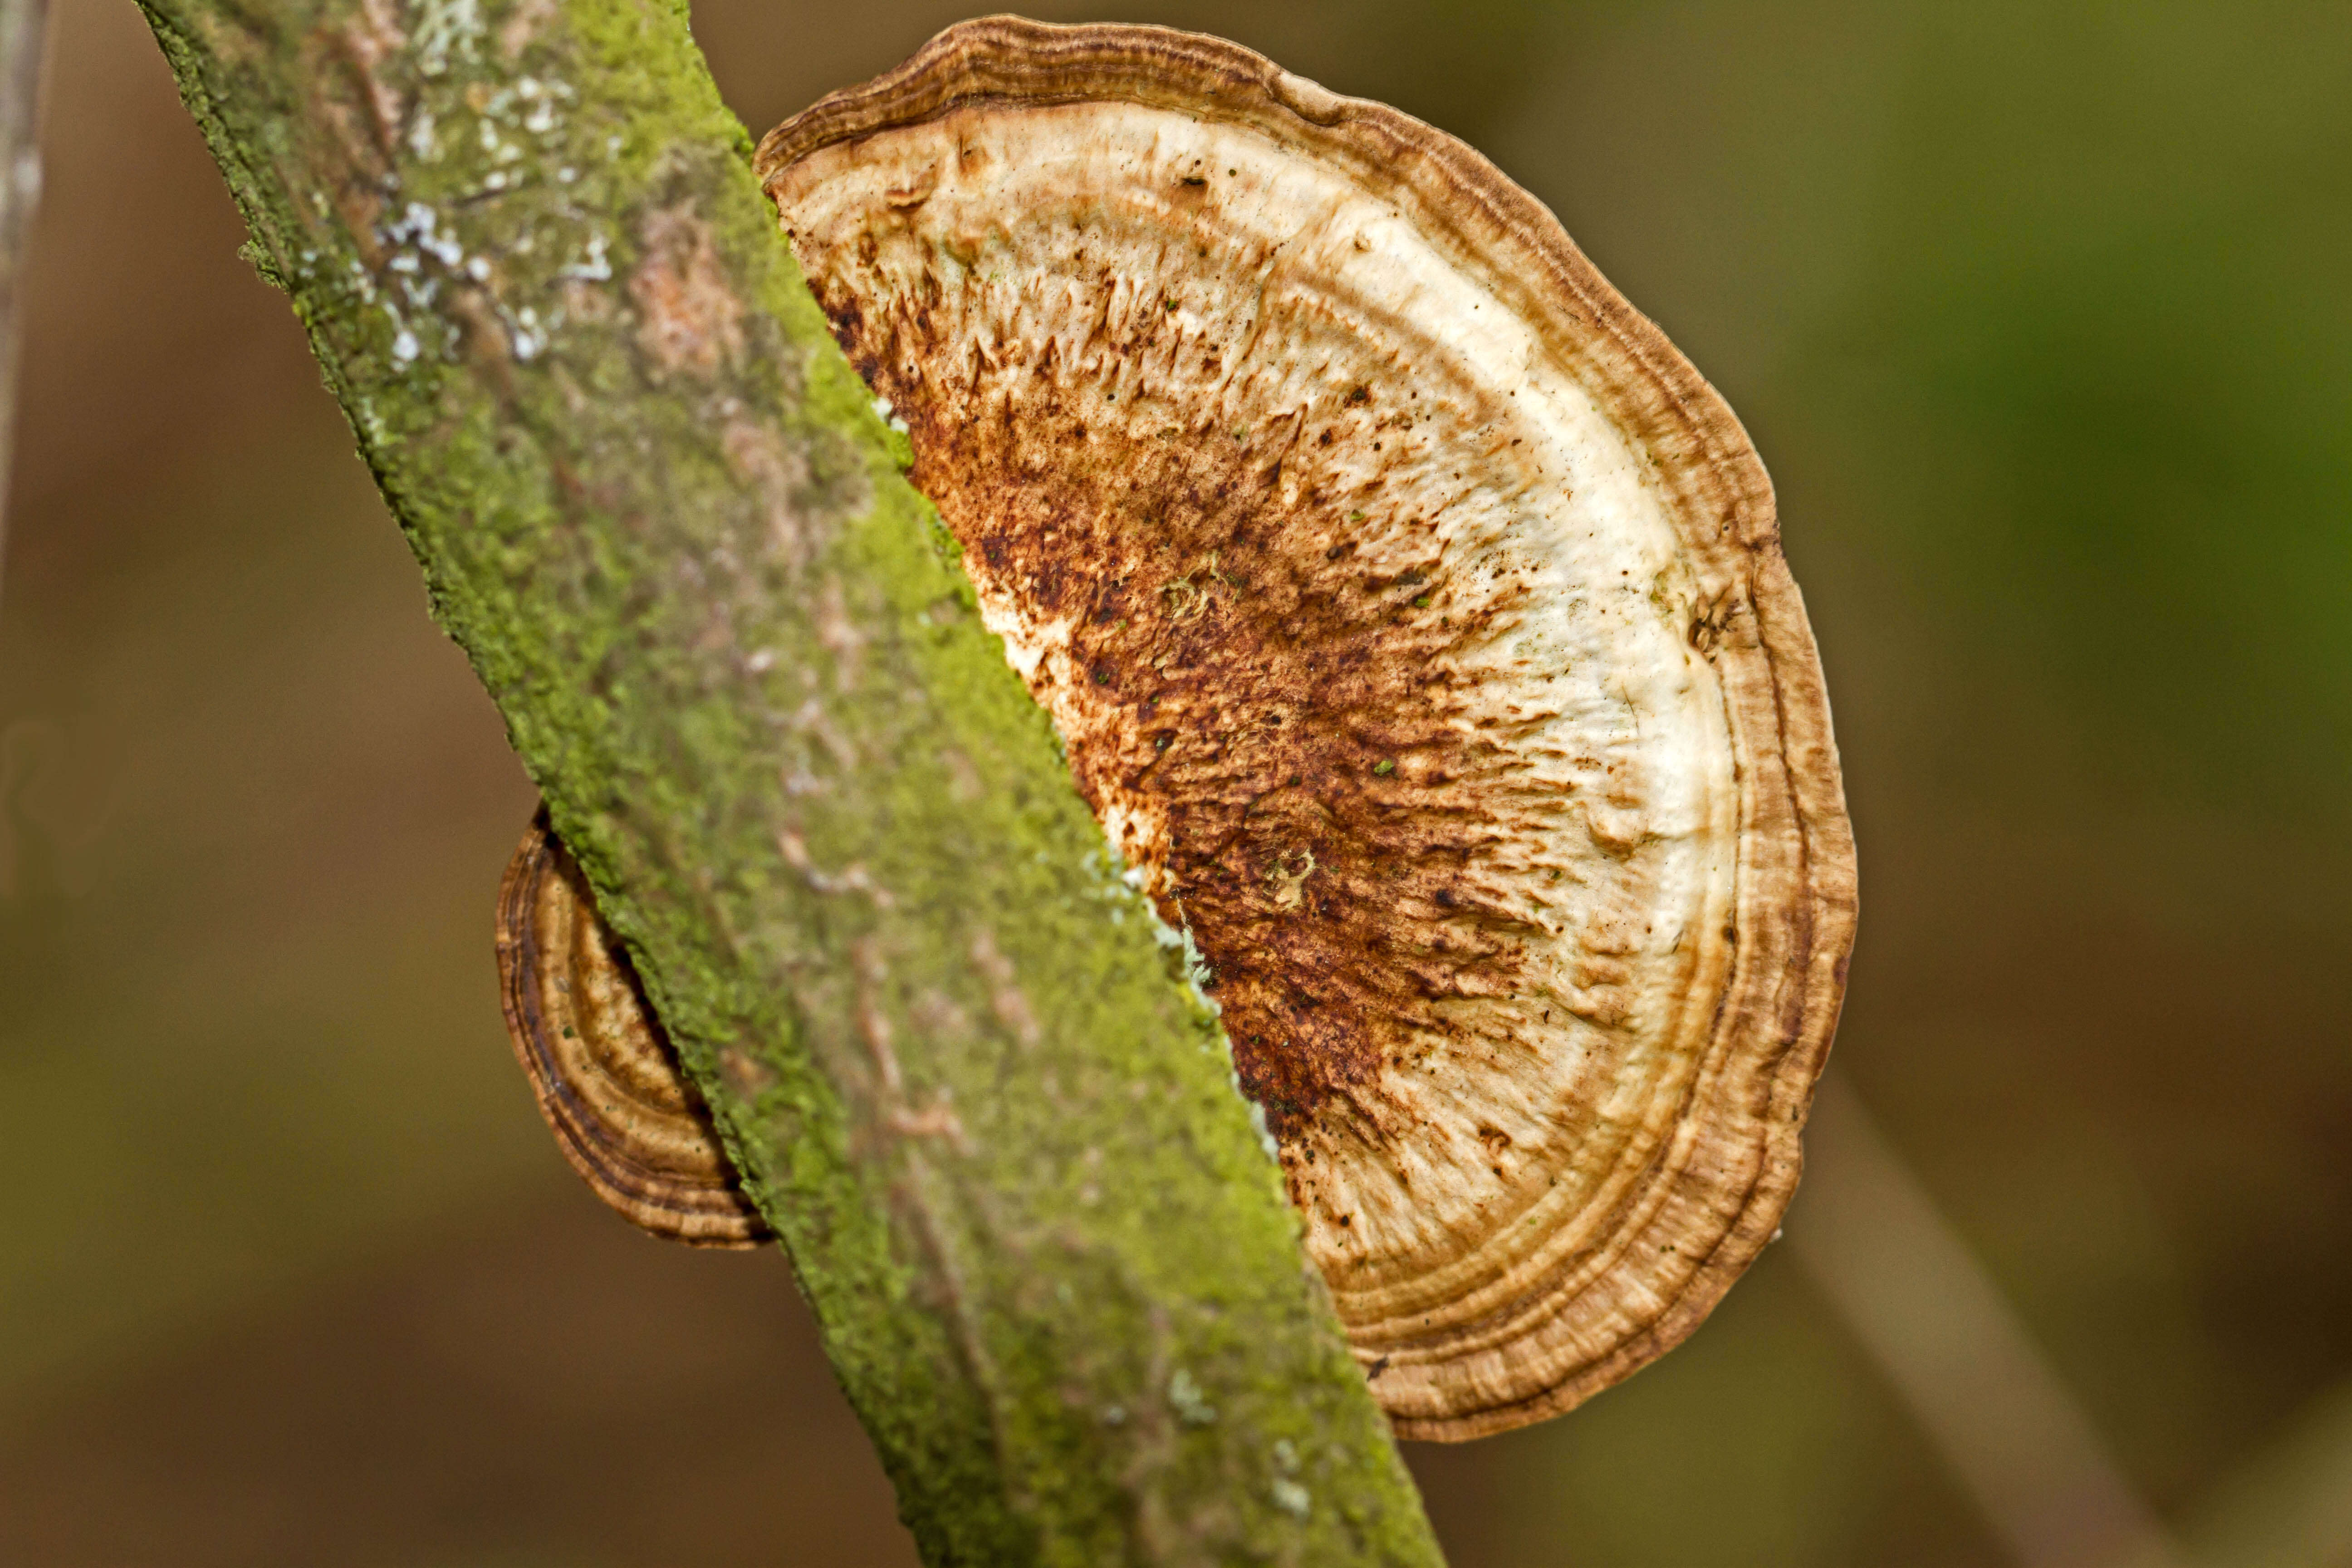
[747,18,1857,1440]
[497,813,769,1250]
[495,12,1854,1442]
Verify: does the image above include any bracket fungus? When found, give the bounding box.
[496,812,769,1250]
[496,17,1854,1441]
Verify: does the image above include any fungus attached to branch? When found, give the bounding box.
[498,16,1855,1442]
[496,811,769,1250]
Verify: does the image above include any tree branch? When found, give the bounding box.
[131,0,1446,1560]
[0,0,48,589]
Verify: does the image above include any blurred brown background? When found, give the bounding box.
[2,1,2347,1564]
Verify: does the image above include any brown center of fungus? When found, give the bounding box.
[498,17,1855,1442]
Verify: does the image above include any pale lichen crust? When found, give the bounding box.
[749,17,1856,1441]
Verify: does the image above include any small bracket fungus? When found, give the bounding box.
[495,812,769,1250]
[497,16,1854,1441]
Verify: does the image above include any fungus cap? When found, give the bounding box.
[496,814,770,1250]
[500,15,1854,1440]
[752,16,1855,1440]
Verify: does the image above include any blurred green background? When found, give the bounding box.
[2,1,2346,1563]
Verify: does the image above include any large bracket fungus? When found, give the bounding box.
[496,17,1854,1441]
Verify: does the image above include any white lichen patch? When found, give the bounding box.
[1166,1367,1216,1427]
[560,232,612,283]
[407,104,438,161]
[869,394,911,436]
[324,29,623,386]
[411,0,483,78]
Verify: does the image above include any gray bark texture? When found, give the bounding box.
[130,0,1449,1562]
[0,0,48,577]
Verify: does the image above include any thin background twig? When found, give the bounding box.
[1793,1077,2185,1568]
[0,0,48,610]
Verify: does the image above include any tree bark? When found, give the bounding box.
[0,0,48,579]
[132,0,1447,1561]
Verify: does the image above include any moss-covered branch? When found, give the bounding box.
[132,0,1446,1561]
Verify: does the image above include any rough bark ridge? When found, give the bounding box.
[132,0,1446,1561]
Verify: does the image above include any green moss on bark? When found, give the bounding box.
[133,0,1449,1562]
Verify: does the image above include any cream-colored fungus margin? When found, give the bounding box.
[758,17,1855,1440]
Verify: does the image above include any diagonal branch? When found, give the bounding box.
[131,0,1445,1560]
